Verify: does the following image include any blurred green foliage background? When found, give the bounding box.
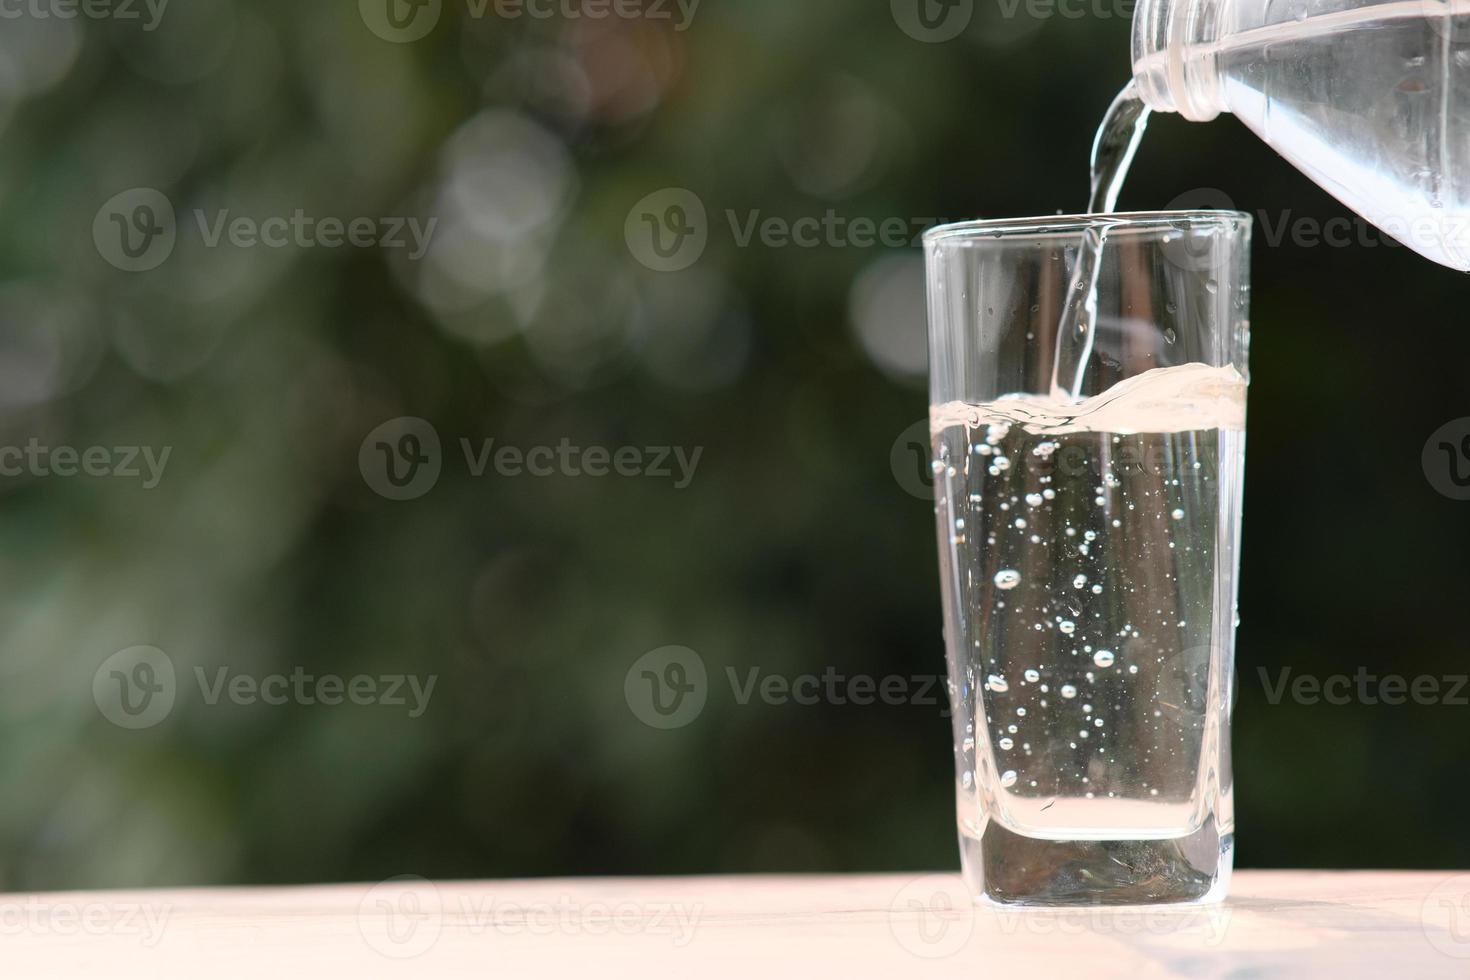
[0,0,1466,890]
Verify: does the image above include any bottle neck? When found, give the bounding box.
[1131,0,1228,122]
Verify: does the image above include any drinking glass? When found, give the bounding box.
[924,212,1251,905]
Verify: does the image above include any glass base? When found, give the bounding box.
[959,817,1232,907]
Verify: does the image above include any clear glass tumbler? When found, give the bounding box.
[924,212,1251,906]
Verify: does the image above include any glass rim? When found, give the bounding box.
[923,210,1252,244]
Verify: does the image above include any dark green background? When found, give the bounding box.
[0,0,1464,890]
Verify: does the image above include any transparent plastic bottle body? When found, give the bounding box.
[1134,0,1470,270]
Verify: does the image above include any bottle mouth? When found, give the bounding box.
[1131,0,1224,121]
[1131,0,1171,107]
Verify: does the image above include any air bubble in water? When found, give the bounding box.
[1025,493,1044,507]
[1060,684,1077,699]
[1023,669,1040,683]
[1093,650,1116,668]
[1073,574,1087,589]
[987,674,1009,692]
[1171,508,1185,520]
[994,569,1021,590]
[999,737,1014,750]
[1000,770,1018,788]
[1059,620,1076,635]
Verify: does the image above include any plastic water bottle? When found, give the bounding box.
[1133,0,1470,270]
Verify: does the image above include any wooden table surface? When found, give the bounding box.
[6,871,1470,977]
